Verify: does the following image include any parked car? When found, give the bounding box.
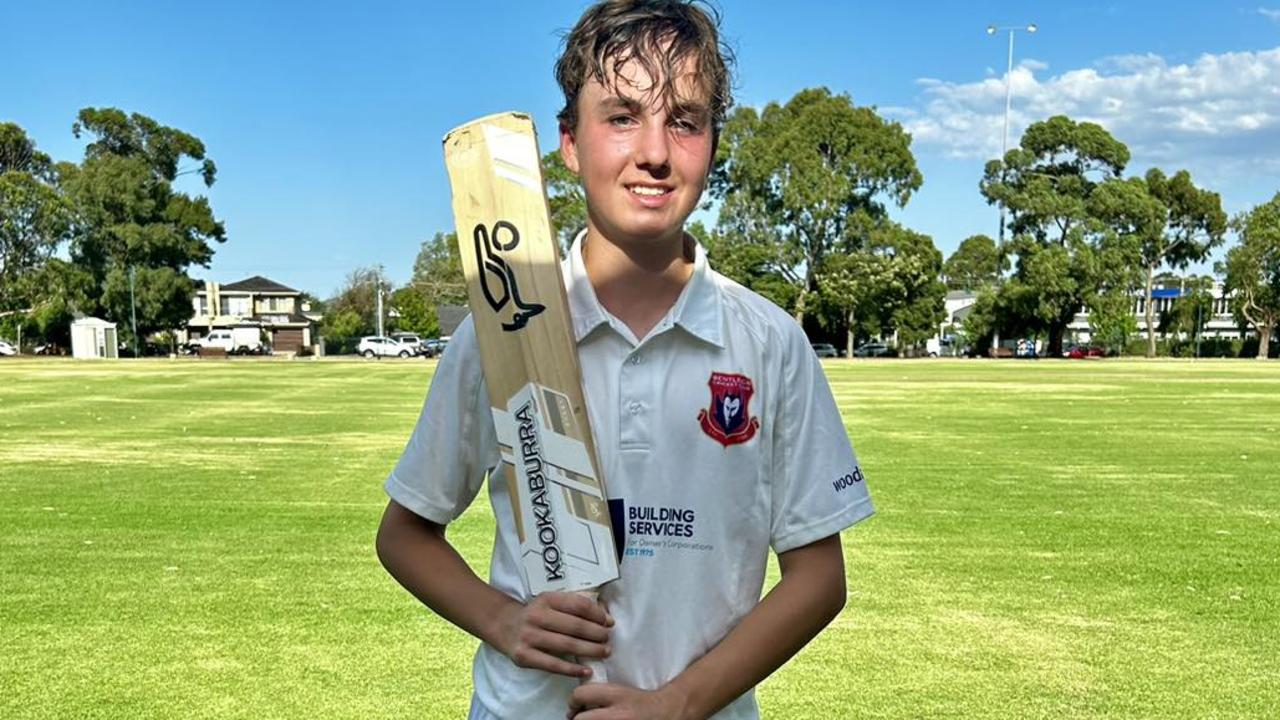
[188,328,265,355]
[0,339,16,356]
[853,342,895,358]
[1065,345,1105,359]
[390,332,427,356]
[423,337,449,358]
[811,343,840,358]
[357,335,416,358]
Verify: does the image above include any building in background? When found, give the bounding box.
[181,276,322,354]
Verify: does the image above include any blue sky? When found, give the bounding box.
[5,1,1279,297]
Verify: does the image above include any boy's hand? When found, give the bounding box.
[496,591,613,679]
[567,682,691,720]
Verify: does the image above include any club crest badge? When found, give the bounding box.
[697,372,760,447]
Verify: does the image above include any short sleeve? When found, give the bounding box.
[384,316,499,525]
[770,328,874,553]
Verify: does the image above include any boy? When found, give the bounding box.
[376,2,874,718]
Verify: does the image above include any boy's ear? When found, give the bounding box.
[558,121,581,175]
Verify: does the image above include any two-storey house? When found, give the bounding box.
[184,276,322,354]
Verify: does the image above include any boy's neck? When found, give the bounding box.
[581,226,695,341]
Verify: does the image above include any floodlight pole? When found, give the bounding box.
[987,23,1036,356]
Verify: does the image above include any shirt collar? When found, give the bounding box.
[565,229,723,348]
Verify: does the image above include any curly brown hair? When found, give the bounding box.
[554,0,735,133]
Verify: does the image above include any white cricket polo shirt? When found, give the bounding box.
[386,232,874,720]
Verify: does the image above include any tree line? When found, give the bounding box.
[4,94,1279,359]
[1,110,223,351]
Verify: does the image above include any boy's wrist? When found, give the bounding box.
[660,674,703,720]
[482,594,520,657]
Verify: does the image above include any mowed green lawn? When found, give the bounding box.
[1,357,1276,719]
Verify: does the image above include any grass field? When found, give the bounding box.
[1,357,1277,719]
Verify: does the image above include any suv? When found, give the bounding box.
[853,342,895,358]
[811,343,839,358]
[390,332,426,356]
[0,339,16,356]
[357,335,415,358]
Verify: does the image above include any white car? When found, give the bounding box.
[0,339,16,356]
[357,335,416,358]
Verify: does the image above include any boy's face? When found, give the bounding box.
[559,55,714,249]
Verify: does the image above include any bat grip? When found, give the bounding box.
[575,589,608,684]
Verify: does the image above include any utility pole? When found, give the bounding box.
[376,273,385,338]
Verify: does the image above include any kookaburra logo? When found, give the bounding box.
[473,220,545,331]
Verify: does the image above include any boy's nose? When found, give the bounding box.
[633,122,670,172]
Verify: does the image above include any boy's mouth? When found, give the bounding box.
[628,184,672,196]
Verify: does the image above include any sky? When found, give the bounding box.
[4,1,1279,298]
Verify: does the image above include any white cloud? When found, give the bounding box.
[1260,7,1280,22]
[892,47,1280,181]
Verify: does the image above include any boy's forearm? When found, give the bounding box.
[375,500,518,651]
[663,535,847,720]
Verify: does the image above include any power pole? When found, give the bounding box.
[376,274,385,338]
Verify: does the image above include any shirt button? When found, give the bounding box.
[630,354,644,365]
[628,401,642,415]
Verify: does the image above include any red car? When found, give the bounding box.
[1065,345,1105,359]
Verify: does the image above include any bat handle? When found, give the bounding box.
[575,589,608,684]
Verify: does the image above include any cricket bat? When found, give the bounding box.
[443,112,619,682]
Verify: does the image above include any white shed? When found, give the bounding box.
[71,317,119,359]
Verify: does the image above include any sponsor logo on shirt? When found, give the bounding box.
[697,372,760,447]
[832,467,866,493]
[612,500,715,557]
[628,505,696,538]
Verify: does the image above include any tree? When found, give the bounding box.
[980,115,1131,356]
[818,222,946,355]
[943,234,1002,290]
[1087,177,1161,353]
[543,150,586,251]
[410,232,466,309]
[1223,194,1280,360]
[698,220,798,313]
[1163,275,1215,355]
[0,123,74,313]
[325,265,385,338]
[1133,169,1227,357]
[712,87,923,325]
[61,108,225,346]
[391,285,437,337]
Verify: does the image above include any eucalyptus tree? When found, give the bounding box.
[943,234,1003,291]
[1137,169,1227,357]
[980,115,1130,355]
[1223,194,1280,359]
[61,108,225,344]
[0,123,73,314]
[712,87,922,325]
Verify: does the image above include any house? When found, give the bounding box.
[182,276,322,354]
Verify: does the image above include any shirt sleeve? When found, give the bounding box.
[770,325,874,554]
[384,316,499,525]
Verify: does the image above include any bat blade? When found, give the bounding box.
[443,112,619,622]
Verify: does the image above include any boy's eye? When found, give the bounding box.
[671,116,707,134]
[608,114,637,127]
